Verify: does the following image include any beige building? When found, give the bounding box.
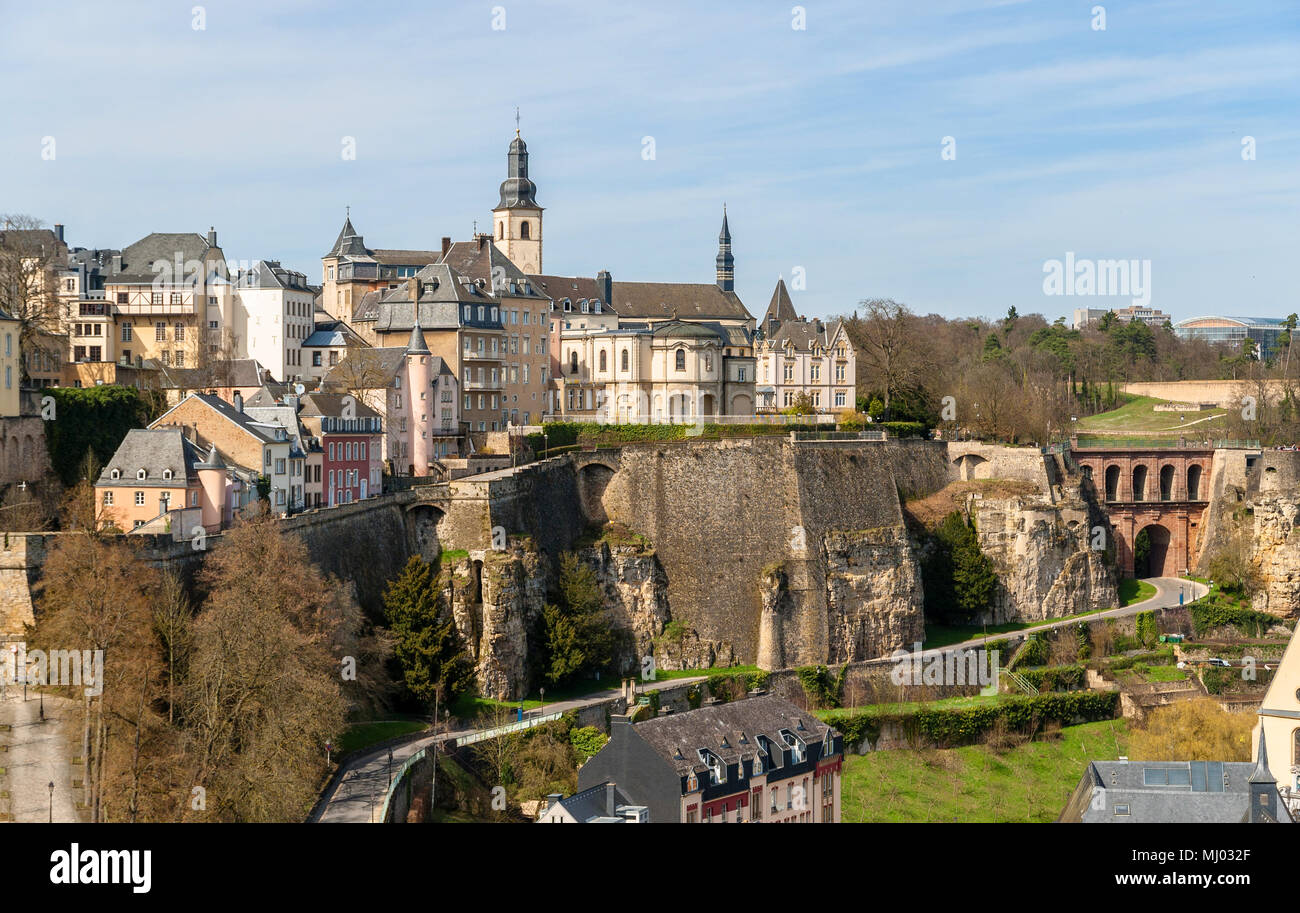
[320,213,439,323]
[0,310,20,417]
[1253,625,1300,818]
[440,237,551,425]
[754,279,856,414]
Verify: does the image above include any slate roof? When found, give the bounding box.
[243,404,308,457]
[632,694,836,776]
[651,320,723,341]
[0,228,67,260]
[237,259,311,291]
[153,392,283,447]
[324,214,440,266]
[766,317,846,353]
[302,319,366,349]
[761,278,798,333]
[298,392,382,421]
[544,782,639,823]
[609,280,751,322]
[440,240,549,300]
[155,358,275,390]
[96,428,208,487]
[359,263,498,333]
[108,232,217,284]
[1061,759,1293,823]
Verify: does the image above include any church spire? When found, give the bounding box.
[715,205,734,292]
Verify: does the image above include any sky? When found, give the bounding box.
[1,0,1297,326]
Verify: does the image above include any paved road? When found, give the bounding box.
[911,576,1207,662]
[311,674,706,823]
[0,688,83,823]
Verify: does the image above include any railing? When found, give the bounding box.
[1073,435,1260,450]
[78,302,107,316]
[453,711,563,748]
[463,379,504,391]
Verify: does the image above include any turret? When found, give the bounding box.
[716,206,734,292]
[406,284,432,477]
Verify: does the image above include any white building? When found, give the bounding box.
[235,260,316,382]
[754,280,856,414]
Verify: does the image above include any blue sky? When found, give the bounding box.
[1,0,1296,324]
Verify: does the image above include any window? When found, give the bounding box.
[1114,804,1131,816]
[162,469,173,480]
[151,292,163,305]
[134,492,145,506]
[136,468,147,480]
[599,350,607,372]
[102,491,113,506]
[121,322,133,342]
[811,364,820,381]
[835,391,846,408]
[174,351,184,367]
[155,322,166,341]
[170,293,182,305]
[621,349,629,372]
[520,220,530,239]
[110,468,120,480]
[675,349,686,371]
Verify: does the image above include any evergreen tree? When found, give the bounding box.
[383,556,475,706]
[926,512,999,623]
[540,553,619,688]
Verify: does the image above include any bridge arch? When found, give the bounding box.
[953,452,989,481]
[1159,464,1175,501]
[1134,522,1172,577]
[1187,464,1203,500]
[1132,464,1148,502]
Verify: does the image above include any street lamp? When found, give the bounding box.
[325,741,332,766]
[47,782,54,823]
[539,687,545,719]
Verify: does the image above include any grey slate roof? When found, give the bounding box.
[237,259,311,291]
[632,694,835,776]
[766,317,845,353]
[298,392,382,421]
[97,428,207,487]
[528,274,606,310]
[324,214,440,266]
[545,782,638,823]
[1060,759,1293,823]
[109,232,217,284]
[359,263,498,333]
[761,278,798,334]
[303,319,366,348]
[440,240,548,300]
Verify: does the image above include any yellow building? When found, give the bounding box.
[0,309,20,417]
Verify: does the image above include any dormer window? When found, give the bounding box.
[136,469,147,480]
[780,729,806,763]
[698,749,725,785]
[161,469,173,480]
[110,468,121,480]
[686,771,698,792]
[562,299,572,312]
[594,301,602,314]
[581,301,589,314]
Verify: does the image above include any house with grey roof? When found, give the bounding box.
[754,280,856,416]
[1058,731,1295,823]
[234,259,316,383]
[576,693,843,824]
[537,782,647,824]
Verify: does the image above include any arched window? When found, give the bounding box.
[520,221,530,240]
[569,351,578,374]
[675,348,686,371]
[621,349,629,372]
[498,222,504,240]
[599,350,607,372]
[1188,464,1203,500]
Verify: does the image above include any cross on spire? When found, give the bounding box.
[515,106,520,137]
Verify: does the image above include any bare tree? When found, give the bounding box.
[0,213,66,385]
[845,299,933,419]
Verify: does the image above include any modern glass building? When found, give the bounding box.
[1172,316,1288,358]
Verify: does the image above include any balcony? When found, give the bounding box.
[79,302,108,316]
[463,378,504,391]
[464,350,505,363]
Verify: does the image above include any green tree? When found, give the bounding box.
[540,553,619,688]
[383,556,476,705]
[925,512,999,623]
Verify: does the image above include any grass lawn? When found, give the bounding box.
[819,693,1002,719]
[337,720,429,755]
[840,719,1129,822]
[1140,665,1189,683]
[1119,578,1157,606]
[1075,396,1229,436]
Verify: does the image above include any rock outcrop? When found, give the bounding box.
[970,493,1118,624]
[1247,496,1300,617]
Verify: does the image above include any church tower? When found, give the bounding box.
[492,126,543,274]
[716,206,734,292]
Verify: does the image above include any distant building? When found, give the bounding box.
[1071,305,1171,330]
[1173,316,1288,359]
[301,316,368,384]
[1252,623,1300,815]
[297,392,383,505]
[577,694,843,824]
[319,213,440,323]
[1058,735,1294,823]
[0,309,19,417]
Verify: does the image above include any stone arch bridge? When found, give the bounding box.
[1071,445,1213,578]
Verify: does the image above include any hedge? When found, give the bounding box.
[823,691,1119,750]
[1017,664,1087,692]
[526,421,837,453]
[41,385,155,486]
[1190,598,1281,638]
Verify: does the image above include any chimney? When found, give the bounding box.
[207,226,217,248]
[441,236,452,257]
[54,223,64,242]
[544,793,562,812]
[476,233,488,251]
[596,270,612,309]
[407,276,422,306]
[232,391,243,413]
[112,253,122,274]
[605,782,616,817]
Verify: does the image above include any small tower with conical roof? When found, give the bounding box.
[716,206,734,292]
[196,443,227,532]
[1248,728,1284,822]
[492,123,543,274]
[405,277,432,477]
